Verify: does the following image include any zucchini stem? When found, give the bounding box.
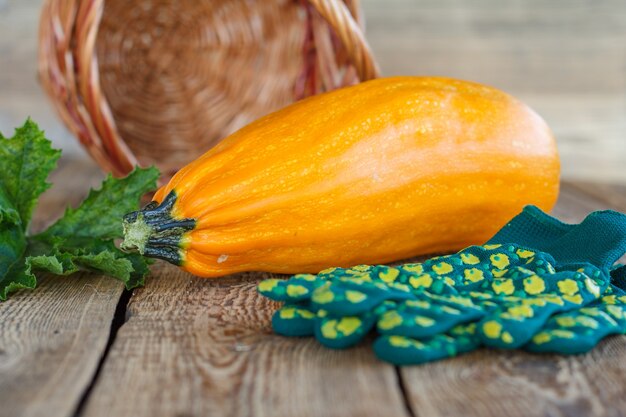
[121,191,196,266]
[121,213,152,255]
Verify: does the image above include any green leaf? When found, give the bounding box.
[0,185,32,301]
[26,237,151,290]
[38,166,159,241]
[27,255,66,275]
[0,119,61,230]
[0,119,159,301]
[0,261,36,301]
[0,184,21,228]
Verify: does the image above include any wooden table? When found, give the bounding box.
[1,158,625,417]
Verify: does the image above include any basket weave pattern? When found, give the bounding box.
[39,0,379,177]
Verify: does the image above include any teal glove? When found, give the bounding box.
[372,205,626,364]
[259,266,418,348]
[260,243,605,352]
[371,262,608,364]
[369,245,607,364]
[258,206,626,365]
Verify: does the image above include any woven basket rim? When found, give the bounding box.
[38,0,380,177]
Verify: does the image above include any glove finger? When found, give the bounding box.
[311,278,415,316]
[526,307,623,354]
[272,304,317,336]
[314,301,397,349]
[526,286,626,354]
[258,274,325,302]
[477,295,563,348]
[373,323,480,365]
[377,294,485,338]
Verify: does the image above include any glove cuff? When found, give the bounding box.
[488,205,626,271]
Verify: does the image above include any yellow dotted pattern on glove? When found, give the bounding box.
[379,269,400,283]
[432,262,454,275]
[314,288,335,304]
[464,268,484,283]
[388,335,425,349]
[490,254,511,270]
[461,253,480,265]
[516,249,535,258]
[321,317,363,339]
[506,304,534,318]
[286,284,309,297]
[492,279,515,295]
[279,307,315,320]
[345,290,367,303]
[523,275,546,294]
[558,279,579,296]
[378,311,403,330]
[401,264,424,274]
[482,320,502,338]
[258,279,279,292]
[337,317,362,335]
[415,316,436,327]
[409,274,433,289]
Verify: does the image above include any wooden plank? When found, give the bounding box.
[362,0,626,95]
[553,181,626,223]
[399,182,626,417]
[81,266,410,417]
[79,182,626,417]
[0,274,124,417]
[400,346,626,417]
[0,159,125,417]
[563,182,626,215]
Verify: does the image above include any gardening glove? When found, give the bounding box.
[258,263,479,348]
[371,260,607,365]
[258,265,421,347]
[259,206,626,365]
[343,243,607,347]
[258,244,544,350]
[373,207,626,364]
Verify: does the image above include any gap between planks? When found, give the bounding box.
[72,289,133,417]
[78,269,411,417]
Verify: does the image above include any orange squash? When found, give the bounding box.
[121,76,560,277]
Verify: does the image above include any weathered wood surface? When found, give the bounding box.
[1,2,626,415]
[1,0,626,184]
[81,268,410,417]
[1,160,626,417]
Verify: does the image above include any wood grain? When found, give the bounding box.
[399,182,626,417]
[0,158,123,417]
[0,274,123,417]
[399,345,626,417]
[362,0,626,95]
[81,266,410,417]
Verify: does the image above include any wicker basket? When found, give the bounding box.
[38,0,380,178]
